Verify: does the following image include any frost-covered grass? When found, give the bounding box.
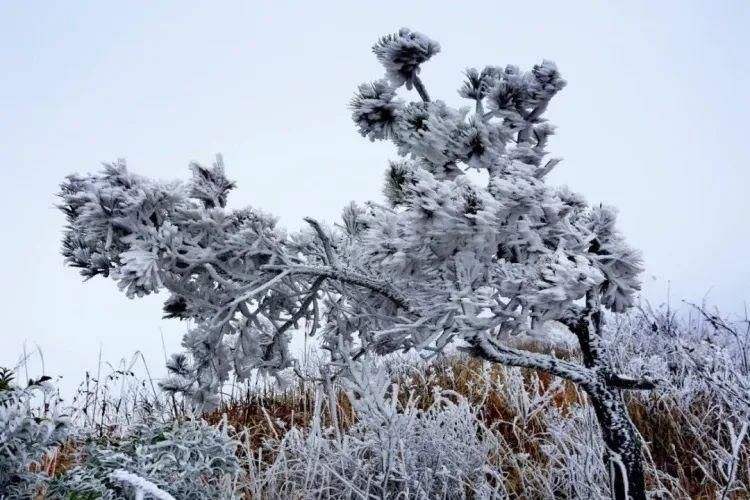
[2,307,748,499]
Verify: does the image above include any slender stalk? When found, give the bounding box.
[412,76,430,102]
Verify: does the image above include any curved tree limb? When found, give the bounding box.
[262,264,412,312]
[469,334,596,387]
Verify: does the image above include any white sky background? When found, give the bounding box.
[1,1,748,395]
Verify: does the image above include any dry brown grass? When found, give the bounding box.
[629,395,750,499]
[29,440,77,478]
[202,353,747,498]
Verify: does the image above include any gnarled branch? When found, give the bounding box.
[468,334,596,387]
[262,264,412,312]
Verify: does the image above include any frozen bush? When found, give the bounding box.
[48,418,241,499]
[0,369,69,499]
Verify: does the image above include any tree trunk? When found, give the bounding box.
[585,380,647,500]
[567,296,648,500]
[474,322,650,499]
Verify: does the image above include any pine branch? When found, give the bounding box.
[412,76,431,102]
[304,217,337,267]
[262,264,412,312]
[469,334,595,387]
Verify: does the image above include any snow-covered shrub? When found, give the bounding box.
[246,357,503,499]
[48,418,242,499]
[0,369,69,499]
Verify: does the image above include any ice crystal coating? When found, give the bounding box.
[372,28,440,88]
[59,29,644,426]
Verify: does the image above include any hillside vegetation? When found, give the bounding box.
[2,307,748,498]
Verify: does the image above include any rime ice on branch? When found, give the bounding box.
[60,28,652,499]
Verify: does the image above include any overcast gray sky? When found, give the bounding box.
[2,1,748,395]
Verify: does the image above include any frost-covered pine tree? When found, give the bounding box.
[59,28,655,499]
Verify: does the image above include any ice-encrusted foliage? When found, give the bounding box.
[351,80,401,141]
[59,157,293,409]
[48,418,241,499]
[255,360,505,498]
[59,28,654,497]
[0,367,243,498]
[0,371,68,498]
[59,28,642,402]
[242,314,749,498]
[372,28,440,90]
[5,310,748,498]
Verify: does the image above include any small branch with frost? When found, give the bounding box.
[276,276,326,335]
[304,217,337,267]
[262,264,412,312]
[229,269,291,306]
[412,76,431,102]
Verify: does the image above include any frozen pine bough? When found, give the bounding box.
[61,28,666,499]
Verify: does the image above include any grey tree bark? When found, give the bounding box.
[565,296,648,500]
